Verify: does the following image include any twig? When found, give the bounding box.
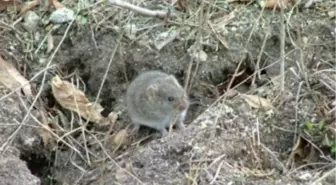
[279,3,285,92]
[227,5,266,91]
[186,0,209,93]
[0,20,21,34]
[252,28,270,86]
[35,28,54,54]
[210,160,223,184]
[260,143,287,173]
[70,77,92,165]
[108,0,168,19]
[87,131,144,184]
[0,12,78,154]
[310,167,336,185]
[78,18,143,183]
[184,56,193,93]
[15,99,86,161]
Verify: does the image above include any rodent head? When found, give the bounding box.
[146,75,189,113]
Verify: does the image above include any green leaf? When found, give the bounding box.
[326,138,334,147]
[80,17,87,25]
[76,15,87,25]
[318,120,325,130]
[331,146,336,153]
[305,121,313,130]
[328,140,335,147]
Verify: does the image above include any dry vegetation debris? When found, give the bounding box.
[0,0,335,184]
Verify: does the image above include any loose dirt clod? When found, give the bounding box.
[0,0,334,184]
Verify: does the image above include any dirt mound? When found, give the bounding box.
[0,0,335,184]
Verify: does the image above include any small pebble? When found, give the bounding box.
[23,11,40,32]
[49,8,75,24]
[123,24,138,40]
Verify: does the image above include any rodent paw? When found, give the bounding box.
[175,121,185,130]
[160,128,169,137]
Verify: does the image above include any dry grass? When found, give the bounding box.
[0,0,335,184]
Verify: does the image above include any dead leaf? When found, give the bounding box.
[47,33,54,53]
[0,0,21,11]
[39,124,54,146]
[113,129,128,147]
[108,111,119,124]
[20,0,39,15]
[37,110,55,146]
[292,135,304,158]
[261,0,289,9]
[291,136,319,163]
[227,0,250,2]
[51,75,109,124]
[176,0,187,11]
[0,56,33,98]
[48,0,63,9]
[242,94,274,110]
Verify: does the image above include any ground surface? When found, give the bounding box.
[0,0,335,184]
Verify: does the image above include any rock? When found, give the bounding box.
[154,30,179,50]
[23,11,40,32]
[328,9,335,18]
[188,47,208,62]
[49,8,75,24]
[123,24,138,40]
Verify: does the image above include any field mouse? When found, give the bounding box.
[126,70,189,136]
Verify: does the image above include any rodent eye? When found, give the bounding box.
[168,96,174,102]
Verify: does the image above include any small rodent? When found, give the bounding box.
[126,70,189,136]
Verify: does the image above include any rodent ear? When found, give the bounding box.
[165,75,180,87]
[146,84,158,102]
[165,75,175,81]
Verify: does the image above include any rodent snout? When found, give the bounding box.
[178,99,189,111]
